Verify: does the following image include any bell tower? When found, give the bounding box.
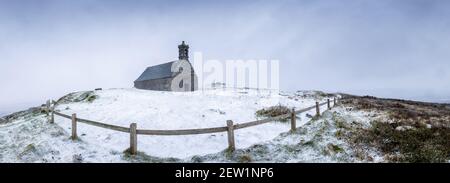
[178,41,189,60]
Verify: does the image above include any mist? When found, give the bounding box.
[1,0,450,115]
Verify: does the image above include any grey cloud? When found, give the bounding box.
[1,0,450,114]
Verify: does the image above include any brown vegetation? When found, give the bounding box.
[256,105,291,122]
[341,95,450,162]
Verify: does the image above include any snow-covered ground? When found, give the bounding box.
[194,107,386,163]
[0,107,125,162]
[0,88,361,163]
[53,88,331,159]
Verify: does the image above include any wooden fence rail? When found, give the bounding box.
[48,97,340,155]
[233,113,291,130]
[136,126,228,135]
[53,111,130,133]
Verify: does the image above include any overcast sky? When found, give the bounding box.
[1,0,450,114]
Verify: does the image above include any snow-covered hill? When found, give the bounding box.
[53,88,334,159]
[1,88,384,163]
[2,88,448,163]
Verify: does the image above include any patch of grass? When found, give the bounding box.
[68,137,83,142]
[335,130,344,139]
[247,144,270,156]
[354,121,450,163]
[282,144,300,154]
[237,154,252,163]
[191,155,203,163]
[224,148,235,158]
[342,96,450,122]
[341,95,450,162]
[331,113,349,129]
[327,143,344,154]
[86,95,97,102]
[256,105,291,122]
[18,144,37,158]
[310,115,321,121]
[302,140,315,147]
[335,120,348,129]
[40,108,47,114]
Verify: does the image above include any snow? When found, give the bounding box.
[194,106,386,163]
[1,88,350,162]
[0,113,125,162]
[53,88,331,159]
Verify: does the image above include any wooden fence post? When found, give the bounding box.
[50,106,54,124]
[226,120,235,151]
[327,99,331,110]
[130,123,137,155]
[46,100,50,116]
[315,101,320,116]
[71,113,77,140]
[290,108,296,131]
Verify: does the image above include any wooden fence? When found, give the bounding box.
[45,97,341,155]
